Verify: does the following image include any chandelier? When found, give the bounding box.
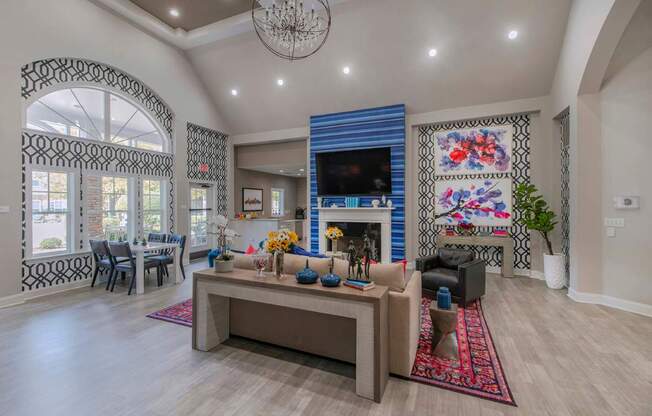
[252,0,331,61]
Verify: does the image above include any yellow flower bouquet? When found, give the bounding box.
[265,228,299,253]
[324,226,344,241]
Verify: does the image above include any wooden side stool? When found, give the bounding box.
[428,301,458,359]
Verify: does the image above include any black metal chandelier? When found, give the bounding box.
[252,0,331,61]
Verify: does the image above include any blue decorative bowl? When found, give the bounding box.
[296,266,319,284]
[320,273,341,287]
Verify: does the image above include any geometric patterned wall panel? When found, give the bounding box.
[22,255,93,292]
[417,114,531,270]
[558,109,571,285]
[21,58,174,139]
[186,122,229,215]
[309,104,406,262]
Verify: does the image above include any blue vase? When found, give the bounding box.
[296,260,319,284]
[320,273,341,287]
[437,287,452,309]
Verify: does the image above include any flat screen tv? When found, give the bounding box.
[316,147,392,196]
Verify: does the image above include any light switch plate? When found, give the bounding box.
[0,206,9,214]
[604,218,625,228]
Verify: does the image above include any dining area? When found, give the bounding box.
[89,233,187,295]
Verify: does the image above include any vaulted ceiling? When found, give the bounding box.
[106,0,572,135]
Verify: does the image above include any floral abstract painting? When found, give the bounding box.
[434,178,512,226]
[434,125,512,175]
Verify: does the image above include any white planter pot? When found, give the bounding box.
[543,253,565,289]
[214,259,235,273]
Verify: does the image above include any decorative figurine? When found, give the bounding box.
[347,240,357,278]
[362,233,373,279]
[381,194,386,207]
[356,257,364,280]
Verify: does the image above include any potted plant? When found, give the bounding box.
[514,184,564,289]
[212,215,238,273]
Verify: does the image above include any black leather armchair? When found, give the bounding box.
[416,248,486,306]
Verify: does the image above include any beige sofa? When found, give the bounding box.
[229,253,422,377]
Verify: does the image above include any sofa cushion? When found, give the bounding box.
[437,248,475,269]
[422,268,460,296]
[284,253,332,276]
[367,262,406,292]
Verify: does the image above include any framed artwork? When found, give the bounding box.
[434,124,513,175]
[434,178,512,226]
[242,188,263,212]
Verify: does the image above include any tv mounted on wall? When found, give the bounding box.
[316,147,392,196]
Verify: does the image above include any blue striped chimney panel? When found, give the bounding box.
[309,104,406,261]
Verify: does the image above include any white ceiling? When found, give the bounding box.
[187,0,571,135]
[97,0,572,135]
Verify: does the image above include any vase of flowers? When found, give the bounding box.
[325,226,344,253]
[212,215,238,273]
[265,228,299,277]
[456,222,475,236]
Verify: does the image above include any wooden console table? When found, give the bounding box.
[435,234,514,277]
[192,268,389,402]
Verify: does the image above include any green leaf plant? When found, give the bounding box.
[513,183,557,256]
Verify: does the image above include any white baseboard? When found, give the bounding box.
[0,279,93,309]
[0,292,26,309]
[568,288,652,318]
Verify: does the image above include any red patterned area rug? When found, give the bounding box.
[147,299,192,327]
[410,298,516,406]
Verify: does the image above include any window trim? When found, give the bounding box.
[26,165,77,260]
[271,187,285,217]
[22,82,171,155]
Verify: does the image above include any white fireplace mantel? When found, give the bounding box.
[317,207,393,263]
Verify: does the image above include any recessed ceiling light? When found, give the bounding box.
[277,78,285,86]
[428,48,438,57]
[231,89,238,96]
[342,66,351,75]
[169,8,180,17]
[508,30,518,40]
[299,168,305,172]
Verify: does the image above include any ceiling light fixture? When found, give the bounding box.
[428,48,438,57]
[231,89,238,96]
[277,78,285,86]
[169,8,180,17]
[342,66,351,75]
[508,30,518,40]
[252,0,331,61]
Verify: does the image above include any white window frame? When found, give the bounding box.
[271,188,285,217]
[189,184,213,252]
[22,83,170,154]
[141,176,168,237]
[26,165,77,259]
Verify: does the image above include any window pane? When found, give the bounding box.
[114,195,129,211]
[32,172,48,192]
[114,178,128,194]
[143,213,162,235]
[190,211,208,247]
[71,88,105,140]
[191,189,207,209]
[102,177,114,194]
[32,192,48,213]
[146,180,160,194]
[102,212,129,241]
[32,213,67,255]
[49,172,68,193]
[49,193,68,211]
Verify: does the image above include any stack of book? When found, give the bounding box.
[343,279,376,291]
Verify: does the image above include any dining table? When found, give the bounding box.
[130,242,182,295]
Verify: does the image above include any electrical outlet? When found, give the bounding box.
[604,218,625,228]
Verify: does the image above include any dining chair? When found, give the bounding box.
[149,234,186,282]
[108,242,160,295]
[89,239,115,288]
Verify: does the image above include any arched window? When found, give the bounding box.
[25,87,168,153]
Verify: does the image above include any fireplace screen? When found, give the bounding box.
[327,222,381,261]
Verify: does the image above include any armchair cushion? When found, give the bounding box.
[437,248,475,269]
[422,268,461,296]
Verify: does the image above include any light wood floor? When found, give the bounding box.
[1,262,650,416]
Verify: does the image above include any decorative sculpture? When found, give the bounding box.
[362,233,373,279]
[347,240,357,278]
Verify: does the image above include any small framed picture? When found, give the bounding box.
[242,188,263,212]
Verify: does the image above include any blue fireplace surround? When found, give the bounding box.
[309,104,406,261]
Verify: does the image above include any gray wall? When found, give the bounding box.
[235,169,299,219]
[599,45,652,306]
